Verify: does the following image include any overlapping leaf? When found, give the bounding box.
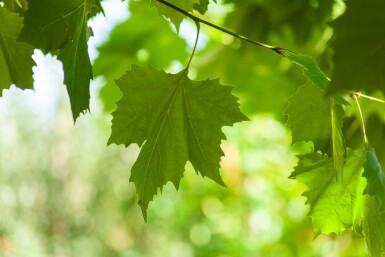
[363,149,385,212]
[329,0,385,95]
[285,82,335,153]
[0,7,35,95]
[290,146,367,236]
[364,197,385,257]
[109,65,247,219]
[18,0,100,120]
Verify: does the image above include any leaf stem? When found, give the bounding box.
[352,93,369,150]
[186,20,200,68]
[351,91,385,104]
[155,0,285,56]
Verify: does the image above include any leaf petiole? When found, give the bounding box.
[352,93,369,150]
[351,91,385,104]
[186,20,200,68]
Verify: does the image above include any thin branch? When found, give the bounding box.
[352,93,369,150]
[155,0,285,56]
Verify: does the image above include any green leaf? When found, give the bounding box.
[331,104,345,179]
[285,82,333,153]
[284,51,329,91]
[0,7,35,95]
[364,197,385,257]
[109,65,248,219]
[363,149,385,212]
[19,0,95,120]
[193,0,216,14]
[151,0,199,30]
[2,0,27,12]
[329,0,385,95]
[290,146,367,236]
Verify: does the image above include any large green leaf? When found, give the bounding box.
[285,82,333,152]
[290,146,367,236]
[19,0,96,120]
[329,0,385,95]
[0,7,35,95]
[151,0,199,30]
[363,149,385,212]
[109,65,247,219]
[364,197,385,257]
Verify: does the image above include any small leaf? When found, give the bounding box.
[283,50,348,105]
[109,65,248,219]
[193,0,216,14]
[284,51,329,91]
[329,0,385,95]
[363,149,385,212]
[0,7,35,95]
[290,146,367,236]
[151,0,199,30]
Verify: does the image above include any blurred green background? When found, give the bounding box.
[0,0,370,256]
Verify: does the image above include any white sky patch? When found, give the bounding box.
[178,20,209,51]
[88,0,130,61]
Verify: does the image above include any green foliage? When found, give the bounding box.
[109,65,247,218]
[330,0,385,95]
[284,51,329,91]
[18,0,100,120]
[0,7,34,94]
[285,82,335,153]
[151,0,199,30]
[290,146,366,236]
[94,0,188,112]
[2,0,385,255]
[364,197,385,257]
[363,149,385,212]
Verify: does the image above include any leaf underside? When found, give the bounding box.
[290,146,366,236]
[19,0,98,120]
[109,65,248,219]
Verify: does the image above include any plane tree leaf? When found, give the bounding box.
[108,65,248,219]
[363,149,385,212]
[329,0,385,95]
[18,0,98,120]
[364,197,385,257]
[0,7,35,95]
[290,146,367,236]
